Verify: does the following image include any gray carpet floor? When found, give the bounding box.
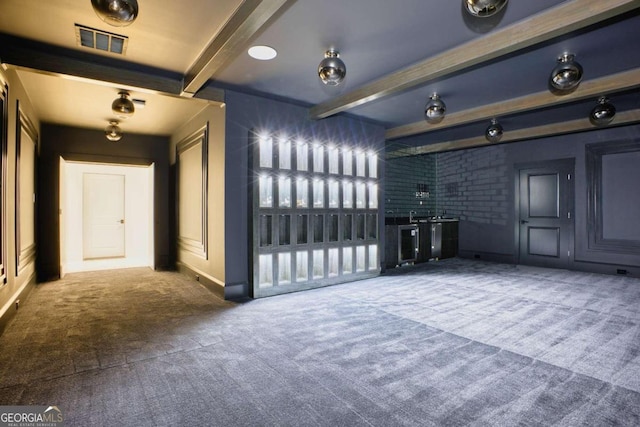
[0,259,639,426]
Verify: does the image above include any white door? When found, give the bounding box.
[83,173,125,259]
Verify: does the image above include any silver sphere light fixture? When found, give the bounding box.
[105,120,123,142]
[91,0,139,27]
[549,53,583,93]
[464,0,508,17]
[590,96,616,126]
[318,49,346,86]
[112,91,135,118]
[485,118,503,142]
[424,93,447,124]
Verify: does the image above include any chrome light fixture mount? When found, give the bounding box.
[549,53,583,94]
[485,118,503,142]
[464,0,509,18]
[91,0,139,27]
[424,93,446,124]
[318,49,346,86]
[105,120,123,142]
[112,91,135,118]
[590,96,616,126]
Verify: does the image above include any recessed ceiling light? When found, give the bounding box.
[248,45,277,61]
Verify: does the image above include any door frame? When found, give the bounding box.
[514,158,575,268]
[59,158,155,275]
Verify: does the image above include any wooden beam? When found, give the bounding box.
[310,0,640,120]
[386,68,640,140]
[386,109,640,158]
[181,0,296,97]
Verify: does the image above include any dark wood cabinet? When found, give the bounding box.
[384,225,398,268]
[418,223,431,262]
[441,221,459,259]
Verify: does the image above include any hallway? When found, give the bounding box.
[1,261,639,426]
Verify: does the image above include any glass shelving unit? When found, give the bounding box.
[251,130,380,298]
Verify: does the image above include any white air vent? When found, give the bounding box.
[75,24,128,55]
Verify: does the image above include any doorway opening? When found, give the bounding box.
[59,158,155,276]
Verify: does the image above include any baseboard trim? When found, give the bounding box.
[0,273,36,337]
[572,260,639,278]
[459,250,516,264]
[176,262,248,300]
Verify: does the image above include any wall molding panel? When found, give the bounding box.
[0,84,8,285]
[586,139,640,254]
[176,123,209,260]
[15,100,37,274]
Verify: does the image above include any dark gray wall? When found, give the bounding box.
[434,124,640,275]
[385,153,436,219]
[223,90,386,291]
[37,124,171,281]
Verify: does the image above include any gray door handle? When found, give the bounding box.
[520,220,529,224]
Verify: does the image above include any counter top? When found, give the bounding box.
[385,217,459,225]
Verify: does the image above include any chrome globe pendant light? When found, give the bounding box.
[112,91,135,118]
[424,93,446,124]
[549,53,583,94]
[105,120,123,141]
[318,49,346,86]
[464,0,508,18]
[485,118,503,142]
[590,96,616,126]
[91,0,139,27]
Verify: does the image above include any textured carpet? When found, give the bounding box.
[0,260,639,426]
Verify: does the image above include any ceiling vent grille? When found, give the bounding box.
[74,24,128,55]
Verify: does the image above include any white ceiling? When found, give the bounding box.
[0,0,241,135]
[0,0,243,72]
[14,70,211,136]
[1,0,639,143]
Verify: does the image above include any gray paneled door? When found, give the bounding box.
[518,160,574,269]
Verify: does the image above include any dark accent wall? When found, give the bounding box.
[385,153,436,219]
[223,90,386,293]
[37,124,170,281]
[436,144,512,257]
[434,124,640,275]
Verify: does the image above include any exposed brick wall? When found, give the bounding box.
[436,145,509,226]
[385,153,436,218]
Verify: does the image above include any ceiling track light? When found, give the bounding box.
[590,96,616,126]
[105,120,123,141]
[424,93,446,124]
[91,0,139,27]
[112,91,135,118]
[318,49,346,86]
[485,118,503,142]
[549,53,583,94]
[463,0,508,18]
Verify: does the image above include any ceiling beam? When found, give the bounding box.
[181,0,296,97]
[386,68,640,140]
[386,109,640,159]
[310,0,640,120]
[0,33,184,96]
